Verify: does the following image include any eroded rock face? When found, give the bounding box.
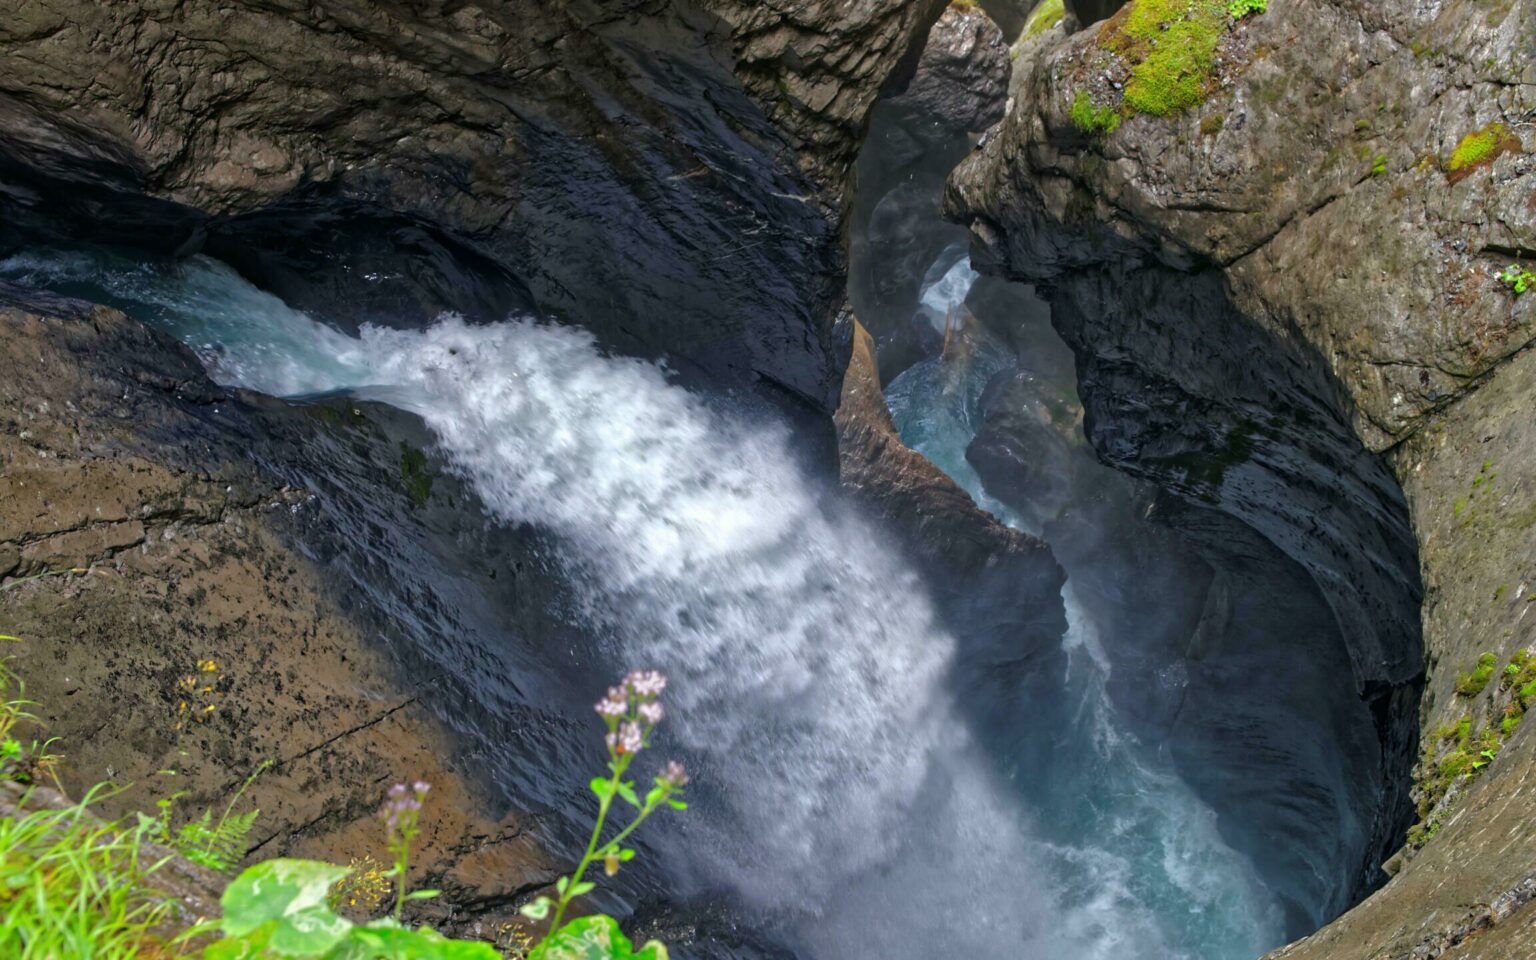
[948,0,1536,951]
[835,319,1068,674]
[950,0,1535,447]
[848,4,1010,381]
[0,287,559,934]
[0,0,944,413]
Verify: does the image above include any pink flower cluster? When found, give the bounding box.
[593,669,671,757]
[380,780,430,836]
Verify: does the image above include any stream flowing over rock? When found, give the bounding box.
[0,0,947,416]
[3,0,1536,957]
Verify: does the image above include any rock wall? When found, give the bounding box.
[0,287,556,938]
[948,0,1536,951]
[0,0,943,415]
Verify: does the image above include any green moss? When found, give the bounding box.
[1105,0,1228,116]
[1444,123,1522,180]
[1455,652,1498,697]
[1227,0,1266,14]
[1410,648,1535,848]
[1200,113,1225,136]
[399,442,435,507]
[1025,0,1065,37]
[1370,154,1389,176]
[1071,91,1121,135]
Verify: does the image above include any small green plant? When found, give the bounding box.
[1455,652,1498,696]
[203,857,498,960]
[0,640,63,790]
[1498,264,1534,295]
[1370,154,1389,176]
[146,761,271,874]
[1071,91,1121,135]
[1227,0,1266,16]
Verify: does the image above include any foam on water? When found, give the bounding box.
[1,248,1283,959]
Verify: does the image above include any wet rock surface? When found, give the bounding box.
[848,4,1010,382]
[0,0,944,415]
[0,287,562,935]
[835,319,1068,674]
[949,0,1536,953]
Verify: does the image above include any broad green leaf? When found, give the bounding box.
[334,921,502,959]
[615,782,640,808]
[633,940,670,960]
[221,859,353,936]
[404,889,442,901]
[519,895,552,920]
[204,926,272,960]
[569,881,595,897]
[534,914,635,960]
[268,905,351,956]
[590,778,615,800]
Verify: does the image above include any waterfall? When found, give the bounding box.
[2,246,1282,959]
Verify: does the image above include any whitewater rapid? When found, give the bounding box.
[2,248,1282,960]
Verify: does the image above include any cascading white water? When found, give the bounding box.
[2,248,1282,959]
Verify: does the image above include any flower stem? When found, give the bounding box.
[550,755,627,931]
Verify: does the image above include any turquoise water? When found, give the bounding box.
[2,245,1283,959]
[884,259,1286,960]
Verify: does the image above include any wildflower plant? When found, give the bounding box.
[329,856,393,919]
[0,652,691,960]
[516,670,688,959]
[382,780,435,919]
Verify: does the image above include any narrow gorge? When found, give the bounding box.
[0,1,1532,959]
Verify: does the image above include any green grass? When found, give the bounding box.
[1025,0,1065,37]
[0,786,175,958]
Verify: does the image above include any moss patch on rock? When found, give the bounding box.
[399,442,435,507]
[1407,647,1536,852]
[1025,0,1065,38]
[1071,90,1122,134]
[1444,122,1522,183]
[1101,0,1226,116]
[1070,0,1266,134]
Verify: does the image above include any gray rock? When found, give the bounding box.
[0,0,946,415]
[946,0,1536,952]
